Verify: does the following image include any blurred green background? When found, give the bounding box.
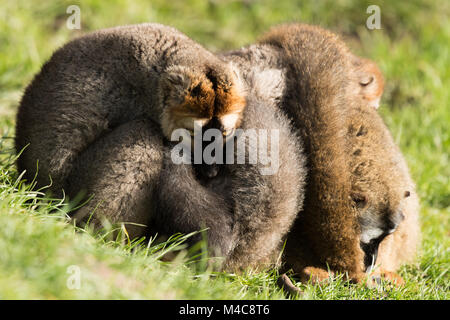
[0,0,448,299]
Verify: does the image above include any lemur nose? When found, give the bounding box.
[204,116,225,133]
[387,210,405,233]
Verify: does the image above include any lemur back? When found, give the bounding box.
[224,23,418,283]
[15,23,245,195]
[262,24,419,283]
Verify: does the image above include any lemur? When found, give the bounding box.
[222,23,419,285]
[15,23,306,271]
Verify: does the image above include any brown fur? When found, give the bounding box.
[345,99,419,283]
[259,24,366,281]
[65,119,164,237]
[256,24,419,283]
[166,74,216,119]
[15,23,306,271]
[15,23,245,195]
[214,77,247,116]
[206,68,307,271]
[66,68,306,271]
[161,64,246,138]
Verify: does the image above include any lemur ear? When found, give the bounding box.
[351,56,384,109]
[359,74,374,86]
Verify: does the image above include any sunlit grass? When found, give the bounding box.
[0,0,448,299]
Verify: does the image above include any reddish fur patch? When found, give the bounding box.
[215,83,246,127]
[359,58,384,101]
[168,76,215,125]
[168,72,246,128]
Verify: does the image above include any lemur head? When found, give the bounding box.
[352,187,413,272]
[346,103,415,275]
[351,56,385,109]
[160,63,246,141]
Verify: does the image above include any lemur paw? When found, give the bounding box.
[299,266,334,284]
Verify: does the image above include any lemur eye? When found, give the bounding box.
[351,192,367,209]
[404,191,411,198]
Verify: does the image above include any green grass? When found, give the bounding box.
[0,0,448,299]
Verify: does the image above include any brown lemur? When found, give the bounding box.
[15,24,306,271]
[222,23,419,284]
[15,23,245,196]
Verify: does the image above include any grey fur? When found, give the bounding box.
[154,67,306,270]
[64,119,164,238]
[15,24,306,271]
[223,68,306,270]
[15,23,232,194]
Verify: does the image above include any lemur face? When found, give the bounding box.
[353,189,412,272]
[160,64,246,141]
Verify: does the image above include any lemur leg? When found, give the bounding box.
[299,266,334,284]
[154,156,235,261]
[64,117,234,261]
[64,119,164,240]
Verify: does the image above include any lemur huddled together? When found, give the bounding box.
[15,23,419,290]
